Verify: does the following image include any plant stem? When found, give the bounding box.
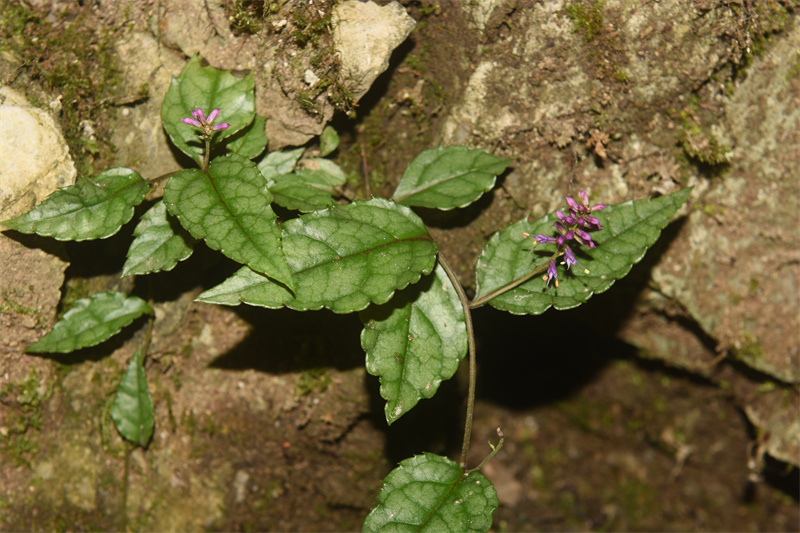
[469,256,555,309]
[436,254,476,468]
[202,137,211,172]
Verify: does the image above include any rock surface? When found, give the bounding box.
[0,87,76,219]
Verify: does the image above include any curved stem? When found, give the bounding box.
[470,252,560,309]
[436,254,476,468]
[465,428,504,474]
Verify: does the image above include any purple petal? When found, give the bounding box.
[580,190,589,205]
[182,117,202,127]
[590,203,606,212]
[545,260,558,286]
[533,234,556,244]
[191,107,206,123]
[564,246,577,269]
[207,108,221,122]
[212,123,230,131]
[566,196,579,211]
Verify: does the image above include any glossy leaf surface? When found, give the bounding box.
[361,263,467,424]
[1,168,147,241]
[224,115,267,159]
[197,198,438,313]
[257,147,304,183]
[475,188,692,315]
[270,159,346,212]
[392,146,512,210]
[122,200,196,276]
[364,453,497,532]
[319,125,340,156]
[111,348,155,447]
[26,292,153,353]
[161,55,255,164]
[164,153,293,290]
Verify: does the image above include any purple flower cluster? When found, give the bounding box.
[524,190,606,287]
[181,107,229,138]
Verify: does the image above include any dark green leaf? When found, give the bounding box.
[164,153,294,290]
[319,125,339,156]
[364,453,497,532]
[197,198,438,313]
[361,263,467,424]
[122,200,196,277]
[393,146,512,210]
[161,55,255,164]
[257,147,304,183]
[25,292,153,353]
[111,348,155,447]
[475,188,693,315]
[225,115,267,159]
[270,158,347,212]
[1,168,148,241]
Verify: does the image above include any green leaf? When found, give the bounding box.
[475,188,693,315]
[198,198,438,313]
[392,146,512,210]
[270,158,347,212]
[361,263,467,424]
[164,153,294,290]
[257,147,305,183]
[319,125,339,156]
[161,55,255,164]
[1,168,148,241]
[25,292,153,353]
[111,348,155,447]
[224,115,267,159]
[122,200,196,277]
[364,453,497,533]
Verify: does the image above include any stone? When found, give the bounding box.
[333,1,416,103]
[0,87,76,220]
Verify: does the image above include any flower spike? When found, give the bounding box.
[181,107,229,139]
[524,189,605,288]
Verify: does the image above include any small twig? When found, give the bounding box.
[436,254,476,468]
[360,142,371,199]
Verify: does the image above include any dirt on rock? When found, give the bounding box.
[1,1,798,532]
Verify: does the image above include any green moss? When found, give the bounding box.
[0,368,47,467]
[786,50,800,82]
[564,0,605,43]
[677,112,732,166]
[294,367,331,396]
[224,0,275,35]
[736,333,765,364]
[0,290,45,328]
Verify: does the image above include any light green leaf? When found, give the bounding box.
[319,125,339,156]
[360,263,467,424]
[161,55,255,164]
[475,188,693,315]
[393,146,512,210]
[224,115,267,159]
[164,153,294,290]
[257,147,305,183]
[198,198,438,313]
[122,200,196,277]
[270,158,347,212]
[364,453,497,532]
[25,292,153,353]
[1,168,148,241]
[111,348,155,447]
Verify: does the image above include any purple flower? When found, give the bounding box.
[544,260,558,287]
[524,189,606,288]
[182,107,229,136]
[564,246,578,270]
